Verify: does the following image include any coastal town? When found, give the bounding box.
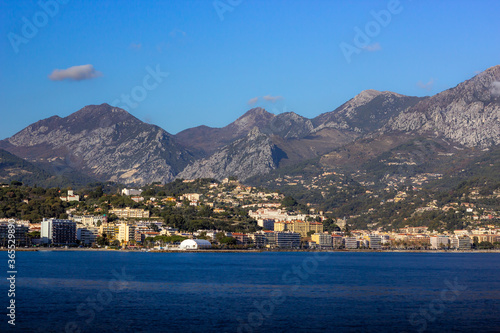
[1,177,499,251]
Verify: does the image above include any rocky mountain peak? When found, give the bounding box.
[231,107,275,133]
[387,64,500,147]
[313,89,420,133]
[354,89,383,103]
[65,103,139,128]
[0,104,193,185]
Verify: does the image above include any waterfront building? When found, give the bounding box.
[451,237,471,250]
[41,218,76,245]
[140,231,160,243]
[473,234,500,243]
[344,237,358,249]
[0,221,29,247]
[368,235,382,250]
[332,235,343,248]
[232,233,250,245]
[77,227,99,246]
[430,236,449,249]
[274,220,323,237]
[99,222,119,239]
[311,233,333,249]
[179,239,212,250]
[275,231,300,248]
[117,223,136,245]
[250,232,267,247]
[263,230,276,247]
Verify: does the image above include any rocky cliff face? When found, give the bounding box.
[0,104,193,185]
[263,112,315,139]
[177,127,286,181]
[175,108,276,155]
[313,90,423,133]
[2,66,499,186]
[387,65,500,147]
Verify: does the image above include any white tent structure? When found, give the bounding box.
[179,239,212,250]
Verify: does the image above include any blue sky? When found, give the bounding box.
[1,0,500,138]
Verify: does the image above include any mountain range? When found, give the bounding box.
[1,65,499,186]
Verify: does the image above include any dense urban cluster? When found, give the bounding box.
[0,177,498,251]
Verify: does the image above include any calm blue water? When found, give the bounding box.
[1,251,499,332]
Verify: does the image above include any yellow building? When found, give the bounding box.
[117,223,136,245]
[273,220,323,237]
[110,207,150,219]
[99,222,119,239]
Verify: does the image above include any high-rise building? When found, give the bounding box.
[77,227,99,246]
[368,235,382,250]
[451,237,471,250]
[99,222,119,239]
[0,221,29,247]
[311,233,333,249]
[344,237,358,249]
[275,231,300,248]
[117,223,136,244]
[41,219,76,245]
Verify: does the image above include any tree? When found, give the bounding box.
[477,241,494,249]
[220,237,237,245]
[27,231,40,239]
[107,214,119,222]
[215,232,226,243]
[282,196,297,208]
[96,236,109,246]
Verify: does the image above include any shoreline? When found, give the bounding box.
[3,248,500,253]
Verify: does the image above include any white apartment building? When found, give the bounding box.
[368,235,382,250]
[430,236,449,249]
[451,237,471,250]
[344,237,358,249]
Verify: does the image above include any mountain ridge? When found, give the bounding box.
[1,65,499,186]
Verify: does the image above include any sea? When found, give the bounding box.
[1,251,499,333]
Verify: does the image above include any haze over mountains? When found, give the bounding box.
[1,65,499,186]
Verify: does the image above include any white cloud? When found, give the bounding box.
[247,97,259,105]
[491,81,500,98]
[363,42,381,52]
[262,95,283,103]
[417,78,435,91]
[48,64,102,81]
